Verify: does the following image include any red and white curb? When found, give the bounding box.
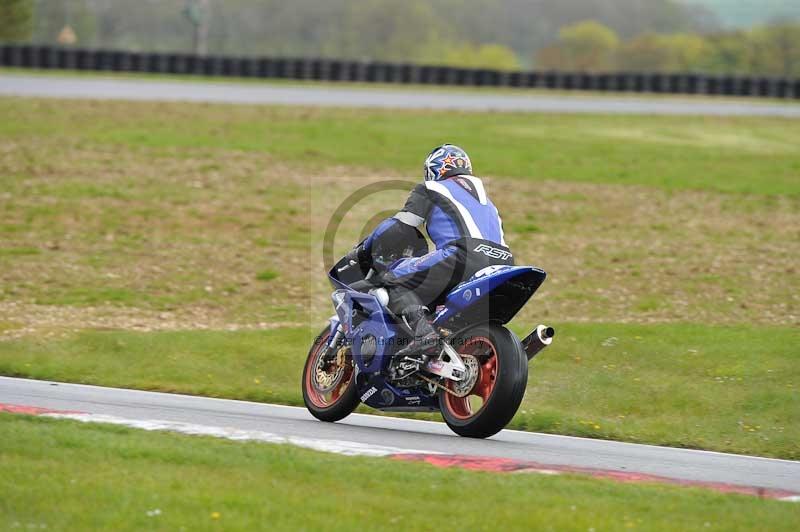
[390,454,800,501]
[2,403,798,501]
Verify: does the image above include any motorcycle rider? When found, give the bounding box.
[348,144,514,357]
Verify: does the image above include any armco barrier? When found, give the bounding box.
[1,44,797,99]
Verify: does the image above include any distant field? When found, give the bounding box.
[1,97,798,457]
[2,414,798,531]
[2,97,799,195]
[1,98,797,329]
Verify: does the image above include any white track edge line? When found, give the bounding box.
[3,376,798,465]
[42,412,440,458]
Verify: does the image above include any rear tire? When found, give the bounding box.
[302,327,359,422]
[438,324,528,438]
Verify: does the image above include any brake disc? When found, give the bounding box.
[314,346,348,393]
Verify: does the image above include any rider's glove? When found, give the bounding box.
[346,243,370,268]
[345,244,361,262]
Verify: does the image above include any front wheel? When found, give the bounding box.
[302,327,359,422]
[439,324,528,438]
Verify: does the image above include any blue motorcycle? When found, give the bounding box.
[302,251,554,438]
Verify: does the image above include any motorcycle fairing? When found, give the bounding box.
[433,265,547,327]
[333,289,399,374]
[357,373,439,412]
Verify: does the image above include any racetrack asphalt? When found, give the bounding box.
[2,376,798,495]
[1,73,799,117]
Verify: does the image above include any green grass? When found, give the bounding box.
[0,98,797,328]
[2,414,798,531]
[1,323,797,459]
[34,287,143,306]
[0,247,41,257]
[2,98,800,195]
[0,328,306,404]
[255,269,279,282]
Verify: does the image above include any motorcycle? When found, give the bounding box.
[302,248,554,438]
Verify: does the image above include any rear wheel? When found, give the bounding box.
[302,327,359,422]
[439,324,528,438]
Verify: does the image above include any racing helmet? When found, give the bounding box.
[423,144,473,181]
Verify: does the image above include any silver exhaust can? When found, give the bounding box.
[521,324,555,361]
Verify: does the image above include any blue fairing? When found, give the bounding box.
[433,265,547,326]
[359,373,439,411]
[333,289,399,374]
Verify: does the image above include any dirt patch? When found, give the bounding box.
[492,179,800,326]
[0,301,304,340]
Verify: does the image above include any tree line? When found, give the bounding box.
[0,0,797,76]
[538,20,800,77]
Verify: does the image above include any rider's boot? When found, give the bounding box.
[396,305,441,358]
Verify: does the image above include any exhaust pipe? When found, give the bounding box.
[522,324,555,361]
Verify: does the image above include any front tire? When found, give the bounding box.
[302,327,359,422]
[439,324,528,438]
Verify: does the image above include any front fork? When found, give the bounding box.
[321,318,344,363]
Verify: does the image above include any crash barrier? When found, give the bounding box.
[2,44,799,99]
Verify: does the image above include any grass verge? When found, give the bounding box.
[1,414,798,531]
[0,323,797,459]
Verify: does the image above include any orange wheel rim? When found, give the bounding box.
[443,336,498,420]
